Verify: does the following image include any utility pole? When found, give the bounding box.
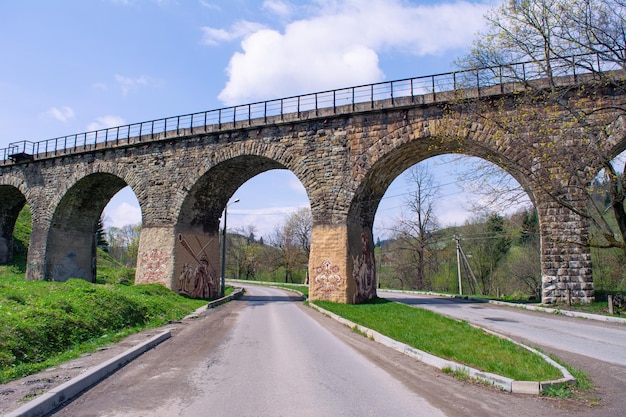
[377,237,382,289]
[455,235,462,296]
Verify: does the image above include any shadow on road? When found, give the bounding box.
[239,294,303,304]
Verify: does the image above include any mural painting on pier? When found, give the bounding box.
[52,252,90,282]
[139,248,169,284]
[314,258,343,300]
[353,232,375,303]
[177,233,218,299]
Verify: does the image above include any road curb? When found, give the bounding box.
[308,303,575,395]
[5,330,171,417]
[381,289,626,325]
[206,287,245,308]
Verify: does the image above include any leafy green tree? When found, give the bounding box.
[463,214,512,295]
[96,216,109,253]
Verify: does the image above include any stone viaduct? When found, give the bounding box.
[1,62,624,304]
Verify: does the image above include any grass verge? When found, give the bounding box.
[541,355,594,400]
[0,272,208,383]
[314,297,563,382]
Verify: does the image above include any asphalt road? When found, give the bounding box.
[380,291,626,367]
[51,286,445,417]
[48,286,625,416]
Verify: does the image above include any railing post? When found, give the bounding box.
[476,71,480,98]
[371,84,374,109]
[315,93,318,116]
[264,102,267,124]
[281,99,284,121]
[432,76,436,101]
[219,109,222,129]
[390,81,394,105]
[248,103,251,125]
[297,97,300,117]
[352,87,355,111]
[204,111,208,133]
[333,90,336,113]
[411,78,415,102]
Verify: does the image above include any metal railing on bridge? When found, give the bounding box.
[1,51,622,164]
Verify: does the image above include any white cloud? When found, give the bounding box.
[263,0,293,18]
[87,115,126,131]
[114,74,150,95]
[201,20,267,46]
[92,82,108,91]
[199,1,221,11]
[216,0,492,105]
[228,205,306,238]
[47,106,75,123]
[103,201,142,228]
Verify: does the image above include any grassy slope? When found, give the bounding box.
[0,273,207,383]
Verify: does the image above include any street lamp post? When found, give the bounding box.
[220,198,239,297]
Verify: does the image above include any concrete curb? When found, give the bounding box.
[309,303,575,395]
[380,288,626,325]
[5,330,171,417]
[206,287,245,308]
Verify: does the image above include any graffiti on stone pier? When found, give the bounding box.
[314,258,342,299]
[139,248,169,284]
[353,232,375,303]
[177,234,218,299]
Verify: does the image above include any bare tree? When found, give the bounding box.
[391,164,441,290]
[454,0,626,256]
[269,208,311,283]
[228,225,261,280]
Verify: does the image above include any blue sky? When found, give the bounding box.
[1,0,524,240]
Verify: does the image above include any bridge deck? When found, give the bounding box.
[1,51,619,165]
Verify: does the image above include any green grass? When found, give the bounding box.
[314,297,563,382]
[541,355,593,399]
[0,271,207,383]
[96,249,136,285]
[264,282,309,297]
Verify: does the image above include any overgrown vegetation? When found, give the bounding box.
[0,206,208,383]
[314,297,563,382]
[0,274,207,383]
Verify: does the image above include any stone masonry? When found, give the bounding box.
[1,76,625,304]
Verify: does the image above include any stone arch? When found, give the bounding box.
[45,171,129,282]
[0,184,27,264]
[173,154,286,298]
[46,161,145,221]
[342,116,538,303]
